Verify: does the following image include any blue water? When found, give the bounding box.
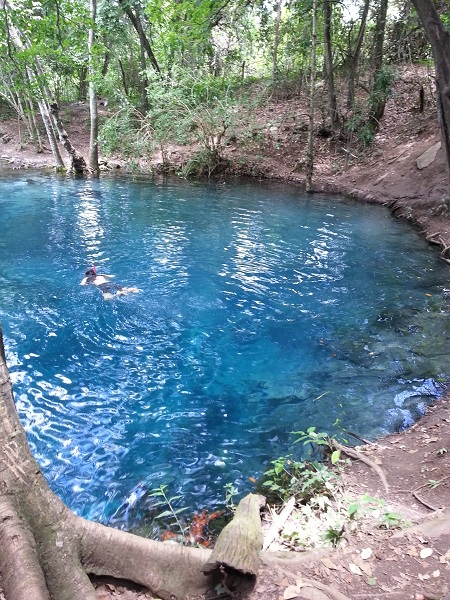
[1,173,449,528]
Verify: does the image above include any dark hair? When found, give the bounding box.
[85,268,96,277]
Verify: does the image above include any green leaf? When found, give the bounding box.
[174,507,188,515]
[156,510,175,519]
[331,450,341,464]
[168,495,182,502]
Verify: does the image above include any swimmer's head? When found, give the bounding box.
[85,265,97,277]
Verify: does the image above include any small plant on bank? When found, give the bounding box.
[262,430,410,551]
[346,494,408,530]
[262,454,338,504]
[293,426,341,465]
[262,427,343,506]
[149,484,188,536]
[224,482,239,512]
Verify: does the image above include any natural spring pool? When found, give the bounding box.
[0,174,449,529]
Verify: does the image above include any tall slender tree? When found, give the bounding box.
[88,0,99,172]
[306,0,318,192]
[368,0,389,132]
[323,0,339,129]
[410,0,450,199]
[345,0,371,109]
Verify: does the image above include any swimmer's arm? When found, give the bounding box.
[97,273,115,279]
[80,277,87,286]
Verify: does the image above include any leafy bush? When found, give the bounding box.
[100,105,153,158]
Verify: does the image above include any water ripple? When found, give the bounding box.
[0,175,449,527]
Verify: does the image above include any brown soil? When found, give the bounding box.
[1,65,450,600]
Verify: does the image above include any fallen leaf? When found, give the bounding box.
[360,547,373,560]
[359,563,373,577]
[283,585,300,600]
[418,573,430,581]
[407,546,418,557]
[420,548,433,559]
[320,558,339,570]
[349,563,362,576]
[432,570,440,577]
[367,577,377,586]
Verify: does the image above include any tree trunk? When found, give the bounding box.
[368,0,389,132]
[323,0,339,130]
[77,66,88,101]
[118,59,129,97]
[118,0,161,74]
[0,326,264,600]
[410,0,450,201]
[271,1,283,86]
[346,0,371,109]
[135,14,150,113]
[88,0,99,173]
[36,98,65,170]
[306,0,318,192]
[203,494,265,576]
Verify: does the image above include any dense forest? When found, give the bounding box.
[1,1,450,599]
[1,0,450,188]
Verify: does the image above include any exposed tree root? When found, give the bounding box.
[412,491,438,511]
[425,231,441,243]
[410,474,450,512]
[302,578,353,600]
[332,440,389,495]
[0,496,49,600]
[342,430,372,445]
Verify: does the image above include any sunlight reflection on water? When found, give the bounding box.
[0,173,449,528]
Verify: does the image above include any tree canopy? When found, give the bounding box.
[1,0,447,177]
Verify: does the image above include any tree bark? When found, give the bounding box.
[368,0,389,132]
[346,0,371,109]
[323,0,339,130]
[118,0,161,74]
[202,494,265,576]
[88,0,99,173]
[306,0,318,192]
[0,326,264,599]
[409,0,450,200]
[271,1,283,86]
[135,13,150,113]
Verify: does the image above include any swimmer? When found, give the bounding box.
[80,265,141,300]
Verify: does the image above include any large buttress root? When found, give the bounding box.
[0,496,49,600]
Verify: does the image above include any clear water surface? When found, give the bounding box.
[0,173,449,528]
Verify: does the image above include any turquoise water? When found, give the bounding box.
[0,173,449,528]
